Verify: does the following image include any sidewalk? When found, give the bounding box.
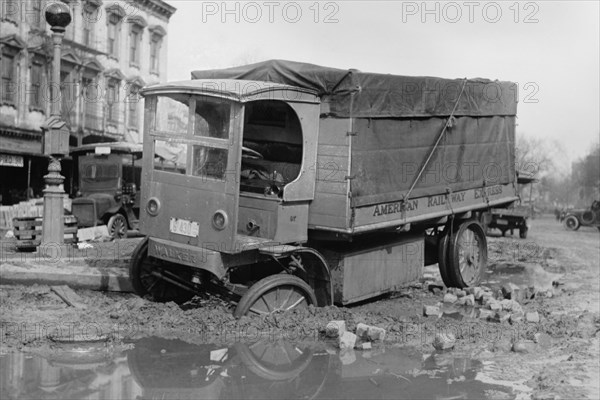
[0,237,142,292]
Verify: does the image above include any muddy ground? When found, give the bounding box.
[1,215,599,399]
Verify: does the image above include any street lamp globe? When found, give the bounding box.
[45,2,72,29]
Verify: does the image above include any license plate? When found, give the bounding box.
[495,219,508,225]
[169,218,199,237]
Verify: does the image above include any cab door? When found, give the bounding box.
[141,94,242,253]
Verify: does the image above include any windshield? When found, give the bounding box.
[79,156,121,192]
[152,95,233,181]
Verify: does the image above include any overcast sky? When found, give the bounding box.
[166,1,599,168]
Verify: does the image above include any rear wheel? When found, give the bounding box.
[563,215,580,231]
[437,228,455,288]
[447,220,487,288]
[107,213,128,239]
[519,227,528,239]
[234,274,317,318]
[129,239,195,304]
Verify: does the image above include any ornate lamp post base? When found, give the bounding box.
[41,157,65,245]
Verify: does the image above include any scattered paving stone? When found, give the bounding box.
[479,309,494,321]
[326,320,346,338]
[509,311,524,324]
[501,282,520,299]
[456,289,466,298]
[443,293,458,304]
[433,332,456,351]
[465,287,476,295]
[500,299,521,312]
[367,326,386,341]
[423,304,441,317]
[338,331,357,350]
[359,342,372,350]
[512,340,537,353]
[464,294,475,306]
[356,323,369,338]
[492,311,511,323]
[489,301,502,312]
[474,287,485,300]
[525,311,540,323]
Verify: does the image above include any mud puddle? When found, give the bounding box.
[0,336,520,399]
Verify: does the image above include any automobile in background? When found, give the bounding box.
[70,142,142,238]
[563,200,600,231]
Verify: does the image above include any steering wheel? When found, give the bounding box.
[242,146,264,160]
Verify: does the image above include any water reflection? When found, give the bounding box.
[1,338,514,400]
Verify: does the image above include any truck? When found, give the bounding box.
[70,142,143,238]
[129,60,519,316]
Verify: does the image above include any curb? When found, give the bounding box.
[0,259,133,292]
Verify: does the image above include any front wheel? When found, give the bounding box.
[447,220,487,288]
[563,215,580,231]
[234,274,317,318]
[107,214,128,239]
[129,239,195,304]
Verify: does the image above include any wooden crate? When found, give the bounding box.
[12,216,78,251]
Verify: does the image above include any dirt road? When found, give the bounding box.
[1,215,598,399]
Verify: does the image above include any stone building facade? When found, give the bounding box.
[0,0,175,204]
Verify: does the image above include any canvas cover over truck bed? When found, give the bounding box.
[191,60,517,209]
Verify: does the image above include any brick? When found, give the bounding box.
[325,320,346,338]
[356,323,369,339]
[479,309,494,321]
[423,304,440,317]
[525,312,540,323]
[367,326,387,341]
[339,349,357,365]
[338,331,357,350]
[443,293,458,304]
[433,332,456,351]
[463,294,475,306]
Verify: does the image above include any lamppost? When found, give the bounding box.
[41,2,71,245]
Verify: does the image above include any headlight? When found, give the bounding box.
[212,210,228,230]
[146,198,160,216]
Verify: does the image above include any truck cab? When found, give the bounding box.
[140,80,321,253]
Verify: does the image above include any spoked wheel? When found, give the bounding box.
[129,238,195,304]
[234,274,317,318]
[447,220,487,288]
[563,215,580,231]
[108,214,128,239]
[235,340,313,381]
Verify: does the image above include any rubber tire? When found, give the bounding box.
[563,215,580,231]
[234,274,317,318]
[107,213,128,239]
[581,211,595,225]
[519,227,528,239]
[437,229,456,288]
[129,238,194,304]
[447,220,487,288]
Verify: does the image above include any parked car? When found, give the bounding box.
[70,142,142,238]
[563,200,600,231]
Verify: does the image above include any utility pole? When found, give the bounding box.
[41,3,72,245]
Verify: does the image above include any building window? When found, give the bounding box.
[127,84,140,128]
[82,4,99,48]
[129,25,142,66]
[82,76,101,131]
[29,0,43,29]
[30,61,44,110]
[1,0,19,24]
[107,80,120,123]
[150,33,162,74]
[1,53,16,104]
[107,13,122,59]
